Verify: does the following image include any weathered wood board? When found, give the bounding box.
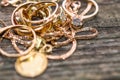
[0,0,120,80]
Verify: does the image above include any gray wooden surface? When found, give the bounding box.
[0,0,120,80]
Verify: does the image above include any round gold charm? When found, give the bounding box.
[15,50,48,77]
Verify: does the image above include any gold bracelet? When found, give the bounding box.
[0,25,36,57]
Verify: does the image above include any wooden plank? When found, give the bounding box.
[0,0,120,80]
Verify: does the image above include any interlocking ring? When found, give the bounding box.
[62,0,99,26]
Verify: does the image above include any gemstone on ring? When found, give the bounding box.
[72,17,81,27]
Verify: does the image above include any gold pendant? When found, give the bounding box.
[15,49,48,77]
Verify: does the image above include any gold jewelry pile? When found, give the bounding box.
[0,0,99,77]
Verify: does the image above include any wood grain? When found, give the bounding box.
[0,0,120,80]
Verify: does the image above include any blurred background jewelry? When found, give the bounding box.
[1,0,22,6]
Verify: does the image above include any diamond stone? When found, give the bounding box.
[72,17,81,27]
